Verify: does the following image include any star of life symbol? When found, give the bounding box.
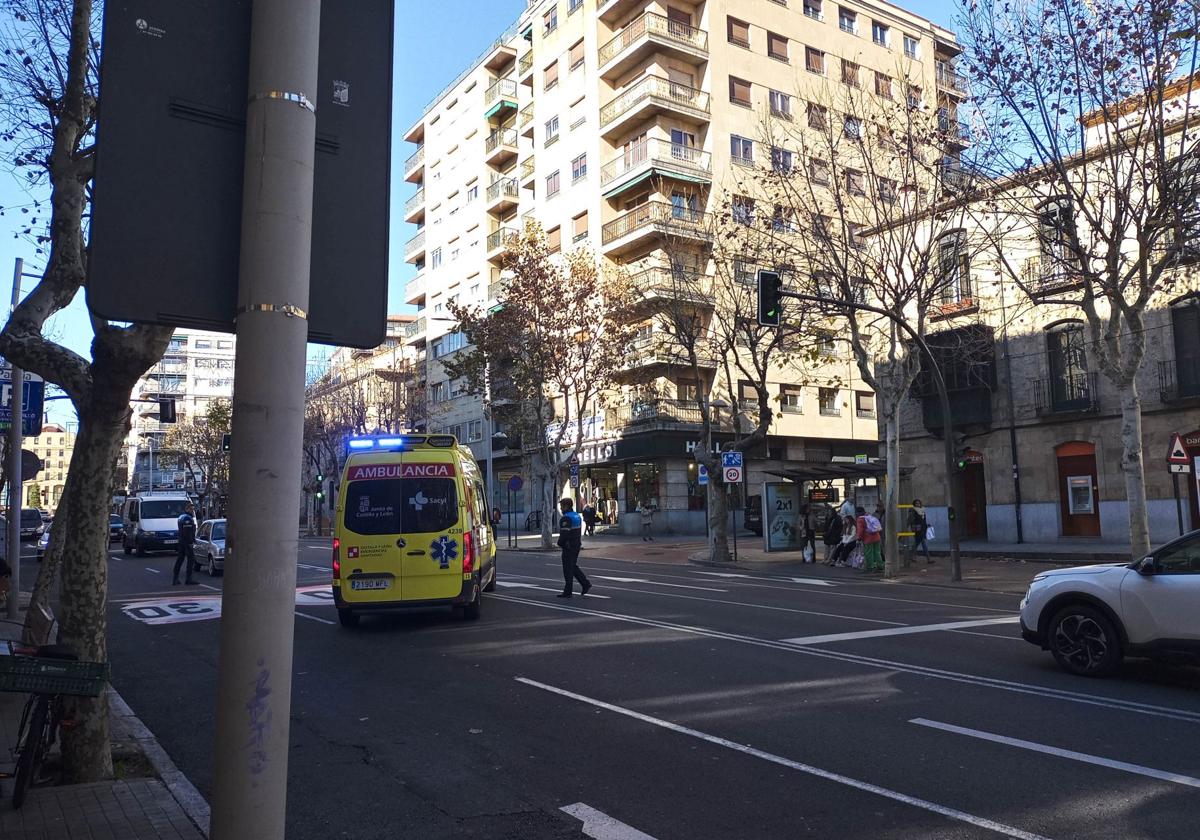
[409,491,429,511]
[430,536,458,565]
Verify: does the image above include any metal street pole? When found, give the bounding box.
[209,2,320,837]
[6,258,25,619]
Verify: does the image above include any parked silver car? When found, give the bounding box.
[195,518,227,577]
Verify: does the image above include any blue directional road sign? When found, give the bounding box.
[0,366,45,436]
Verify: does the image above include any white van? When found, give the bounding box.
[121,493,192,556]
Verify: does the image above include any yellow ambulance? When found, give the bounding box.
[331,434,497,627]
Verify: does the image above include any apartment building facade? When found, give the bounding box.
[125,328,237,492]
[402,0,962,531]
[24,423,76,513]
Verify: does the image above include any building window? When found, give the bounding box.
[807,102,828,130]
[770,147,793,174]
[569,0,583,12]
[547,226,561,253]
[671,191,699,220]
[729,76,752,107]
[838,6,856,33]
[571,153,587,182]
[803,0,823,21]
[733,258,755,285]
[573,211,589,242]
[546,170,560,197]
[732,195,755,226]
[846,168,865,196]
[872,20,889,46]
[543,5,557,34]
[841,59,859,88]
[805,46,825,75]
[569,39,584,70]
[1170,296,1200,398]
[430,381,448,403]
[781,384,803,413]
[727,16,750,48]
[816,331,837,356]
[907,85,923,110]
[874,72,892,99]
[466,185,479,202]
[903,34,919,59]
[544,59,558,90]
[809,157,830,185]
[819,388,840,416]
[856,392,875,418]
[937,230,972,304]
[431,247,443,269]
[769,89,792,119]
[731,134,754,165]
[767,31,789,62]
[878,177,897,204]
[843,115,862,140]
[771,204,794,232]
[195,339,212,349]
[468,420,483,442]
[1046,321,1091,409]
[545,116,559,146]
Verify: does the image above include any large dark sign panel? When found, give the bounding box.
[88,1,393,348]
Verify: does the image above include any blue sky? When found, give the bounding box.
[0,0,958,422]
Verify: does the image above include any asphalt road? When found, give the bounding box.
[91,539,1200,839]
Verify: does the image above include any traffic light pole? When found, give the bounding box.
[209,2,320,838]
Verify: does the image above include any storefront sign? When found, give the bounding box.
[763,482,803,553]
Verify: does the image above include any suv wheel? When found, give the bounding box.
[1048,604,1122,677]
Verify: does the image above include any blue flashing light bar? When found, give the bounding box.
[345,434,458,452]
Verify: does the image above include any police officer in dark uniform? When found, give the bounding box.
[556,498,591,598]
[173,502,199,585]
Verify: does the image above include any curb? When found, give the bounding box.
[110,688,211,837]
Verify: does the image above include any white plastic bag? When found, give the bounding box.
[802,545,814,563]
[925,526,935,541]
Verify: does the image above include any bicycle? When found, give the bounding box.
[0,639,109,808]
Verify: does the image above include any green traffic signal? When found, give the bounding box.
[757,269,783,327]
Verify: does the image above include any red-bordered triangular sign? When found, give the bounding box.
[1167,433,1190,464]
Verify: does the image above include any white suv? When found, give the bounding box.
[1020,529,1200,677]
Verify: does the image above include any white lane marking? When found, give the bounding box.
[297,563,328,571]
[781,617,1020,646]
[911,718,1200,789]
[496,581,611,599]
[490,594,1200,725]
[506,573,903,626]
[198,583,221,592]
[521,678,1050,840]
[591,575,727,592]
[145,568,161,574]
[569,565,1014,613]
[560,803,657,840]
[295,610,337,626]
[698,571,835,588]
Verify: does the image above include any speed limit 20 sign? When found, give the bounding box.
[723,466,742,483]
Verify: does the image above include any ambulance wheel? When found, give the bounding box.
[483,560,496,592]
[337,608,360,628]
[462,586,482,621]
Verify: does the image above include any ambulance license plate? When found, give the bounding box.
[351,579,390,591]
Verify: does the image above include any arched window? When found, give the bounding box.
[1045,321,1091,410]
[936,229,971,304]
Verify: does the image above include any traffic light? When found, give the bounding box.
[221,433,232,452]
[757,270,783,326]
[159,398,177,423]
[956,456,969,471]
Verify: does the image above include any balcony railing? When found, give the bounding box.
[519,103,534,129]
[487,177,519,203]
[487,227,519,252]
[598,12,708,67]
[1033,372,1099,414]
[937,109,970,142]
[601,201,710,245]
[404,146,424,174]
[625,266,712,305]
[484,78,517,108]
[819,405,842,417]
[403,317,426,339]
[520,157,536,181]
[1159,358,1200,402]
[404,188,425,216]
[519,52,533,76]
[940,162,975,191]
[600,139,711,187]
[486,128,518,155]
[405,229,425,255]
[935,61,968,94]
[605,398,724,431]
[600,75,710,128]
[1021,254,1082,296]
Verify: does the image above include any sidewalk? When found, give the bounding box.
[0,601,207,839]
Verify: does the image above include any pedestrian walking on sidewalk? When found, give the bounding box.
[582,502,598,536]
[173,502,199,585]
[638,500,655,541]
[907,499,932,564]
[557,498,591,598]
[857,506,883,573]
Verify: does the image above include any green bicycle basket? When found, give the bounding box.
[0,656,109,697]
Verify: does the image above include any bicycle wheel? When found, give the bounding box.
[12,697,49,808]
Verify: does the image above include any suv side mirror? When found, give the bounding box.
[1135,556,1156,576]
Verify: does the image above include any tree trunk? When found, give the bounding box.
[883,408,900,579]
[26,493,67,630]
[1118,382,1151,559]
[56,396,130,783]
[707,479,732,563]
[539,469,555,549]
